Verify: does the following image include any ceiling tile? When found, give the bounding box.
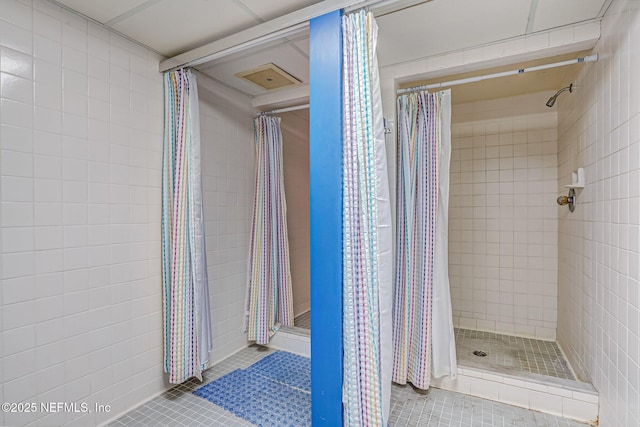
[293,37,310,56]
[532,0,607,32]
[376,0,531,67]
[236,0,321,22]
[110,0,260,56]
[54,0,150,23]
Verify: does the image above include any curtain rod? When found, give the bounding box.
[259,103,310,116]
[396,54,598,95]
[161,0,429,72]
[160,0,379,72]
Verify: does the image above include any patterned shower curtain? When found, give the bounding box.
[342,10,393,426]
[245,115,294,345]
[162,69,212,384]
[392,90,457,390]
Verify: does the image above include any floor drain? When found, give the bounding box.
[473,350,487,357]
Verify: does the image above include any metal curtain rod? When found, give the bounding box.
[259,103,310,116]
[160,0,429,72]
[160,0,373,72]
[396,54,599,95]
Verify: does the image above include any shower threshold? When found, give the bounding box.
[431,328,599,424]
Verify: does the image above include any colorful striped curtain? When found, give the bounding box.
[342,10,393,426]
[162,69,212,384]
[392,89,456,390]
[245,115,294,345]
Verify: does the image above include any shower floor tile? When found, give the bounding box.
[294,310,311,329]
[109,343,587,427]
[455,328,575,380]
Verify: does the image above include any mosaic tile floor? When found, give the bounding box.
[455,328,576,380]
[109,345,588,427]
[107,346,269,427]
[294,310,311,329]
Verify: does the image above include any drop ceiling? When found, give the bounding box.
[52,0,611,101]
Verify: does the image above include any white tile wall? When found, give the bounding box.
[0,2,254,426]
[556,1,640,426]
[0,2,164,425]
[450,94,558,340]
[199,87,254,366]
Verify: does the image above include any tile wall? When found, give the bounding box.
[556,0,640,425]
[199,87,254,365]
[0,2,163,425]
[0,1,254,425]
[449,93,559,340]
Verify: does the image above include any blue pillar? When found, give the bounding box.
[309,9,343,427]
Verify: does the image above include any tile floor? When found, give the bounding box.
[289,316,575,382]
[455,328,575,380]
[106,347,272,427]
[109,345,588,427]
[294,310,311,329]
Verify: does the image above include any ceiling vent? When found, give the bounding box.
[235,63,301,91]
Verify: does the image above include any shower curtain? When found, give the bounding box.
[342,10,393,426]
[392,89,457,390]
[162,69,212,384]
[245,115,294,345]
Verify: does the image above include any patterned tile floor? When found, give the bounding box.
[109,345,588,427]
[294,310,311,329]
[455,328,576,380]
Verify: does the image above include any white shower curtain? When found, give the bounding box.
[342,10,393,426]
[162,69,212,384]
[245,115,294,345]
[392,89,456,390]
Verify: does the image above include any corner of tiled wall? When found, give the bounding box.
[449,92,559,341]
[556,0,640,426]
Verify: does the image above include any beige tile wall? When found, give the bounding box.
[280,110,310,317]
[556,1,640,425]
[449,93,559,340]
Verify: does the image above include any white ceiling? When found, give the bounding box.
[52,0,611,100]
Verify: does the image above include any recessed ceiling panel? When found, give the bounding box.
[532,0,607,32]
[110,0,260,56]
[199,42,309,96]
[238,0,322,22]
[236,63,301,90]
[54,0,150,23]
[376,0,531,67]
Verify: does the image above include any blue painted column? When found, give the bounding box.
[309,9,343,427]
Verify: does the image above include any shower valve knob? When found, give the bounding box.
[557,188,576,212]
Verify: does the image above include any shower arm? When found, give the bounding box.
[546,83,574,107]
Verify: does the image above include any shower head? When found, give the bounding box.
[546,83,573,107]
